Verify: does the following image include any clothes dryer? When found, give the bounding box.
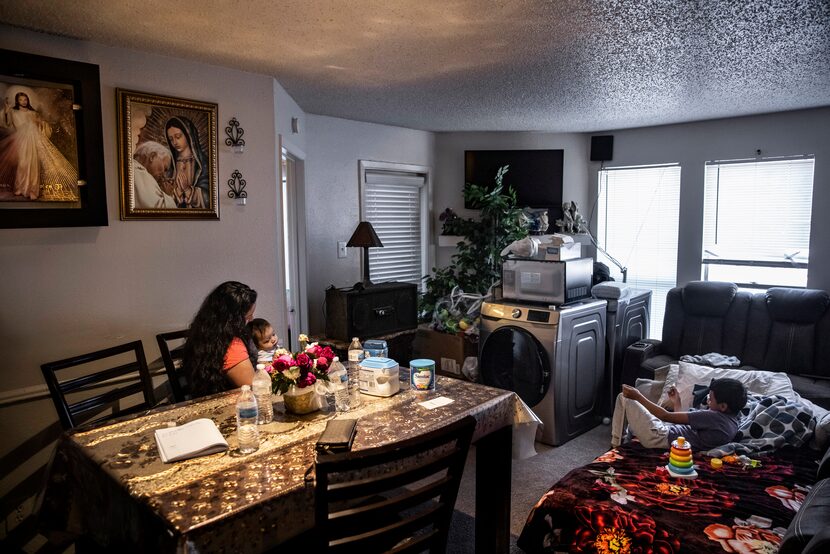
[479,299,607,446]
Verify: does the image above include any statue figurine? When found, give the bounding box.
[556,201,575,233]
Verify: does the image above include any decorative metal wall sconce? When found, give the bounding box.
[227,170,247,205]
[225,117,245,153]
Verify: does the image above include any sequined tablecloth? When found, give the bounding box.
[39,375,525,553]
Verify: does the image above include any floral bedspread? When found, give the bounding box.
[517,442,821,553]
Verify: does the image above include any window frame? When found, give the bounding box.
[358,160,431,287]
[701,155,814,289]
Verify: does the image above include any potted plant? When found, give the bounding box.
[420,166,529,335]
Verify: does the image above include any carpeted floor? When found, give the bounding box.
[447,422,611,553]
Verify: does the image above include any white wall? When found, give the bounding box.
[304,115,435,335]
[590,108,830,290]
[432,132,589,267]
[0,26,283,469]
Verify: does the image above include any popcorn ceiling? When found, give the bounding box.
[1,0,827,131]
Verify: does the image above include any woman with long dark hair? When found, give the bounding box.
[183,281,258,398]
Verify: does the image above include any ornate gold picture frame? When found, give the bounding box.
[117,89,219,220]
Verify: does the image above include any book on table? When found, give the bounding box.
[154,418,229,463]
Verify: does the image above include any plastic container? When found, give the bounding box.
[252,364,273,424]
[236,385,259,454]
[358,357,400,397]
[329,357,350,412]
[409,359,436,392]
[363,339,389,358]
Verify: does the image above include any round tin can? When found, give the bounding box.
[409,359,435,392]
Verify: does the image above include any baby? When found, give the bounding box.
[247,318,279,364]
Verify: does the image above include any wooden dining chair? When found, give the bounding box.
[40,340,156,430]
[314,415,476,553]
[156,329,190,402]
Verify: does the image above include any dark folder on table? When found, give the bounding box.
[316,419,357,454]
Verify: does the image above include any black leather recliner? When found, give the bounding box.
[621,281,830,409]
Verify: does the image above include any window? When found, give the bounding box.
[702,157,814,288]
[359,161,430,286]
[597,164,681,339]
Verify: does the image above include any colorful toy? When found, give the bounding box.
[666,436,698,479]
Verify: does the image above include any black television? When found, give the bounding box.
[464,150,564,215]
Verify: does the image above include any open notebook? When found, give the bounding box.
[154,418,229,463]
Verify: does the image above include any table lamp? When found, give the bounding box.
[347,221,383,288]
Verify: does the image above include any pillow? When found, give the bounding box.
[634,377,665,403]
[658,361,796,411]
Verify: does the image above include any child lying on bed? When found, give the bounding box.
[611,378,747,451]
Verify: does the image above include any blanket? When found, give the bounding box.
[707,394,816,457]
[680,353,741,368]
[517,442,821,554]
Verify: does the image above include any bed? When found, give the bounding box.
[517,442,822,553]
[518,361,830,553]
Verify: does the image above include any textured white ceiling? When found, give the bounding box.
[2,0,828,132]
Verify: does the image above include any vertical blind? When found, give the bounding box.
[702,157,814,287]
[597,164,681,339]
[363,170,427,285]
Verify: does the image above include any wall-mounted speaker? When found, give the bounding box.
[590,135,613,162]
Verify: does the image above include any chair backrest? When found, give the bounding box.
[661,281,752,359]
[314,415,476,554]
[40,340,155,430]
[156,329,190,402]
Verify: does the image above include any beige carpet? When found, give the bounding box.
[448,422,611,553]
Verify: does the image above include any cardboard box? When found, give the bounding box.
[411,326,477,377]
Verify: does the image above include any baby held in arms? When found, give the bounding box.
[611,377,747,451]
[248,318,279,365]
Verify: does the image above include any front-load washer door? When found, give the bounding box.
[480,326,550,406]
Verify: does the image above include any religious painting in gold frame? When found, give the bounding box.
[117,89,219,220]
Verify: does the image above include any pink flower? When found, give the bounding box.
[321,346,335,361]
[308,344,323,357]
[316,356,329,372]
[274,354,295,372]
[298,372,317,387]
[264,364,274,374]
[296,352,311,368]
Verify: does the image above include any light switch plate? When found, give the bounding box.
[337,241,347,258]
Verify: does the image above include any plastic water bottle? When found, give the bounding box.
[236,385,259,454]
[347,338,363,409]
[252,364,273,424]
[329,357,350,412]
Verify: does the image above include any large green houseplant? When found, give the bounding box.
[420,166,529,333]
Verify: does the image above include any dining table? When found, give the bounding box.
[38,370,535,553]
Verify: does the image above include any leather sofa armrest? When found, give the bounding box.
[779,478,830,554]
[819,446,830,481]
[620,339,662,387]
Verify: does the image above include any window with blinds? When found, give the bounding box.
[702,157,814,288]
[360,162,429,286]
[597,164,681,339]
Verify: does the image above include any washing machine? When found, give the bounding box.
[479,299,607,446]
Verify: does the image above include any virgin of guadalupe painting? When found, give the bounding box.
[0,80,80,203]
[117,89,218,220]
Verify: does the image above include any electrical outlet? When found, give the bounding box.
[337,240,347,259]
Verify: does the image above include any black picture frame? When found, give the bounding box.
[0,49,107,229]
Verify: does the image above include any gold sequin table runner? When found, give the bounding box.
[40,375,523,553]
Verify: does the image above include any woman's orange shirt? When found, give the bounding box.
[222,337,249,371]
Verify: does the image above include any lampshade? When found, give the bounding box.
[346,221,383,248]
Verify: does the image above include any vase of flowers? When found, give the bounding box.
[267,334,333,415]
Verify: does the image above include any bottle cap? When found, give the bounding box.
[333,356,339,362]
[241,385,250,391]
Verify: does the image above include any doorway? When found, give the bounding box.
[281,145,308,351]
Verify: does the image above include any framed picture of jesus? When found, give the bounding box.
[0,49,107,228]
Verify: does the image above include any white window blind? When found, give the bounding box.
[702,157,814,288]
[597,164,681,339]
[361,166,428,285]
